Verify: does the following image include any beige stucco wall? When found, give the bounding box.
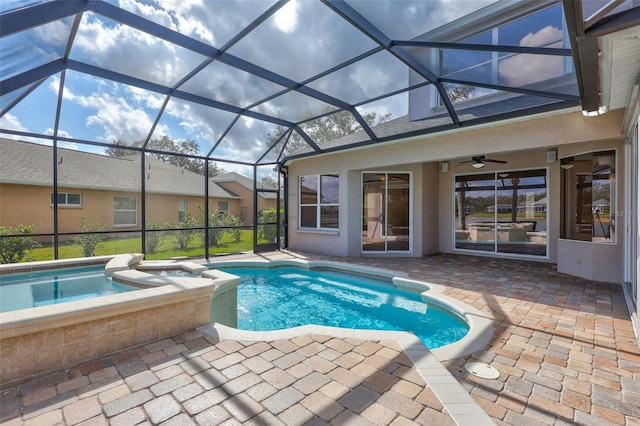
[0,184,55,233]
[286,108,626,283]
[0,184,238,234]
[0,184,145,234]
[212,181,249,221]
[214,180,277,225]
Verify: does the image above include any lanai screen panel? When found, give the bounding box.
[1,0,582,165]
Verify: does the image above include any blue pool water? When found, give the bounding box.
[0,266,137,312]
[219,267,469,349]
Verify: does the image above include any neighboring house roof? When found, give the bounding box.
[0,138,238,199]
[214,171,278,200]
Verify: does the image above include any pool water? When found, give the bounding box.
[219,267,469,349]
[0,266,137,312]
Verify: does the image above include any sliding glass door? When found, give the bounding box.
[362,172,411,253]
[624,126,638,313]
[455,169,547,257]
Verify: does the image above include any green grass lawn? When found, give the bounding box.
[25,230,257,262]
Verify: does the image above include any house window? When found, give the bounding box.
[113,196,137,226]
[51,192,82,206]
[218,201,229,215]
[561,150,616,243]
[178,199,187,223]
[454,169,547,257]
[432,3,570,107]
[299,174,339,229]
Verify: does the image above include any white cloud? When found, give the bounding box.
[0,113,78,148]
[71,12,202,87]
[44,127,69,137]
[33,19,71,52]
[499,26,564,87]
[50,77,161,143]
[128,86,165,110]
[519,26,564,48]
[349,0,495,41]
[120,0,178,31]
[42,129,79,150]
[0,115,45,145]
[274,0,298,33]
[83,95,157,142]
[118,0,273,49]
[0,113,28,133]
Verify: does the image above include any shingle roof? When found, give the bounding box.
[0,138,237,199]
[214,171,278,200]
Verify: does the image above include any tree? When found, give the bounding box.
[105,136,224,176]
[266,107,392,156]
[104,139,137,157]
[445,83,476,103]
[260,175,277,189]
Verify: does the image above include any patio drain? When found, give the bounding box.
[464,362,500,379]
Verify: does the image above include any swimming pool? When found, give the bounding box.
[219,266,469,349]
[0,265,136,313]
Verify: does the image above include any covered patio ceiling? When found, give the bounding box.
[1,0,638,168]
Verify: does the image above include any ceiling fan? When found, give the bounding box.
[458,155,507,169]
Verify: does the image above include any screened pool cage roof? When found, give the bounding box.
[0,0,631,168]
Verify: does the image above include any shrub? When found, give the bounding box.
[207,212,242,246]
[0,225,41,263]
[225,214,243,242]
[258,209,282,242]
[172,211,201,251]
[145,219,168,254]
[74,217,107,257]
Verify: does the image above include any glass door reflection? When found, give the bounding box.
[362,173,410,253]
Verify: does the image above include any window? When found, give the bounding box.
[51,192,82,206]
[432,3,571,107]
[561,150,615,243]
[113,196,137,226]
[454,169,547,257]
[178,199,187,223]
[299,174,339,229]
[218,201,229,215]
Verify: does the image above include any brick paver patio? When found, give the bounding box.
[1,251,639,425]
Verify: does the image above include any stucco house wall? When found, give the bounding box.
[287,109,626,283]
[144,194,241,226]
[0,183,238,236]
[211,180,250,222]
[0,184,145,234]
[213,174,278,225]
[0,139,247,240]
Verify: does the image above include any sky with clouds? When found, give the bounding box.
[1,0,576,175]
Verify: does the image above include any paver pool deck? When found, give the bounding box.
[1,251,639,425]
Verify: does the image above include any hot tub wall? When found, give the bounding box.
[0,258,215,388]
[0,298,210,388]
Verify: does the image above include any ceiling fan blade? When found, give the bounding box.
[457,155,507,166]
